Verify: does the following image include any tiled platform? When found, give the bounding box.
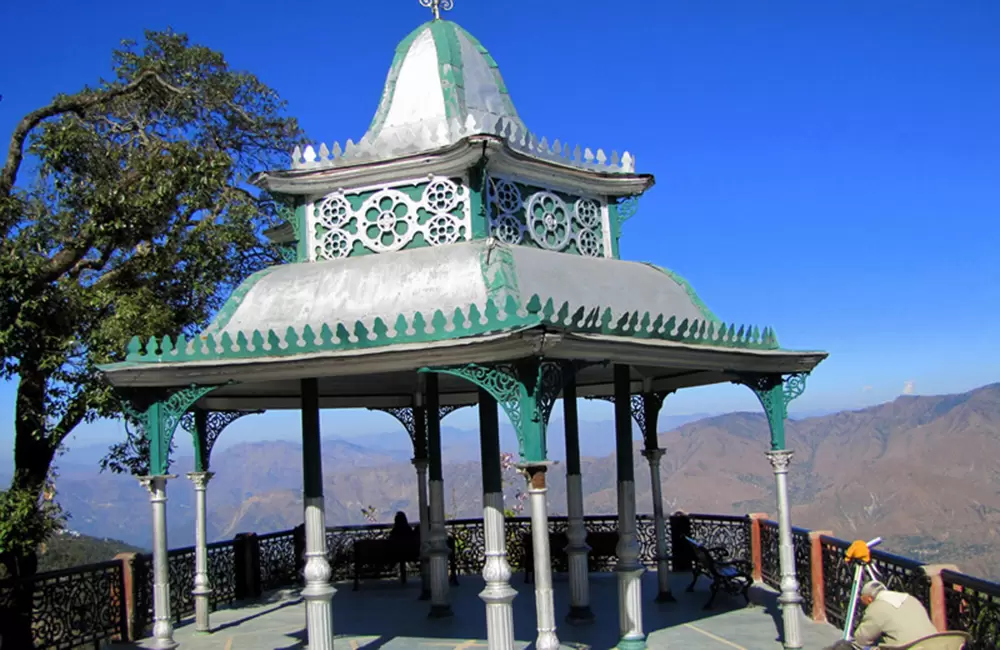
[137,573,842,649]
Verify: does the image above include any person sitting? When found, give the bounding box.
[851,580,939,649]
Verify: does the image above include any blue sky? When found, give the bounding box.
[1,0,998,452]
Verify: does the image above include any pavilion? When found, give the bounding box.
[98,2,828,649]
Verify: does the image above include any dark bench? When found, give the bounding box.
[353,535,458,590]
[522,531,619,583]
[685,536,752,609]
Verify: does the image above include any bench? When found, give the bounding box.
[685,536,752,609]
[522,531,619,583]
[353,536,459,591]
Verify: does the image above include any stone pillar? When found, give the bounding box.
[139,475,178,650]
[641,447,674,603]
[301,378,335,650]
[477,390,517,650]
[748,512,769,582]
[768,449,803,649]
[807,530,833,622]
[425,374,452,617]
[922,564,960,632]
[563,380,593,624]
[186,471,215,633]
[523,465,559,650]
[614,365,646,650]
[412,456,431,600]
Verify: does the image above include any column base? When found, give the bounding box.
[428,604,454,619]
[615,637,647,650]
[565,605,595,625]
[147,639,180,650]
[655,590,677,603]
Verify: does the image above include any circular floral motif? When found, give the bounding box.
[574,199,602,229]
[316,194,351,229]
[491,213,523,244]
[425,215,462,246]
[424,178,461,213]
[575,228,603,257]
[360,190,416,252]
[526,191,571,250]
[318,230,350,259]
[489,178,522,214]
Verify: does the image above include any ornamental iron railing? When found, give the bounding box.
[0,559,127,650]
[8,513,1000,648]
[941,569,1000,650]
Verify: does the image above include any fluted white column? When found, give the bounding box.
[565,473,593,623]
[140,475,178,650]
[480,492,516,649]
[412,457,431,600]
[187,471,215,632]
[302,496,335,649]
[427,479,452,617]
[300,378,334,650]
[524,465,559,650]
[641,448,674,603]
[616,480,646,650]
[769,449,804,649]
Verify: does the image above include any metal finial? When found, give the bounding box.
[419,0,453,20]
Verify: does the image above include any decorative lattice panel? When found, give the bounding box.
[486,175,609,257]
[309,176,472,260]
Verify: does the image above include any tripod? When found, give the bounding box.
[842,537,883,642]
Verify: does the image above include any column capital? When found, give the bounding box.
[185,471,215,488]
[765,449,794,473]
[517,461,555,491]
[137,474,177,497]
[640,447,665,463]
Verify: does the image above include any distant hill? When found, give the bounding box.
[36,531,146,573]
[32,383,1000,581]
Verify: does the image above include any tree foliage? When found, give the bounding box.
[0,29,301,573]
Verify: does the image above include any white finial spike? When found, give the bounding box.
[527,132,538,151]
[319,142,330,161]
[303,145,317,163]
[596,149,607,165]
[464,113,477,134]
[492,118,504,135]
[584,147,594,163]
[611,150,620,166]
[622,151,633,171]
[503,121,513,140]
[573,144,582,162]
[344,139,356,156]
[553,140,562,156]
[291,145,302,166]
[436,120,450,144]
[449,117,462,139]
[332,141,343,158]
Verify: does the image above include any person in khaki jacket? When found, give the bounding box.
[852,580,939,649]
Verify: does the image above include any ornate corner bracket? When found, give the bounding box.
[181,409,263,473]
[734,373,807,450]
[369,404,470,459]
[422,360,576,462]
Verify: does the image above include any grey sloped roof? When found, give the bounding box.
[203,240,712,341]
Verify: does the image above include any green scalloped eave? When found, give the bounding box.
[643,263,724,327]
[121,295,780,365]
[210,265,282,333]
[367,21,433,138]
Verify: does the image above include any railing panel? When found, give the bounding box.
[207,540,237,607]
[760,520,780,588]
[635,515,668,569]
[942,569,1000,650]
[0,559,127,650]
[792,526,813,615]
[446,518,486,575]
[258,530,299,591]
[325,523,393,582]
[166,546,196,622]
[688,514,751,562]
[821,535,930,630]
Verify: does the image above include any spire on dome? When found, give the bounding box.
[419,0,453,21]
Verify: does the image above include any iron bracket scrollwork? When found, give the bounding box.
[423,360,576,461]
[616,194,640,225]
[734,373,808,449]
[588,391,673,442]
[181,408,263,471]
[369,404,471,458]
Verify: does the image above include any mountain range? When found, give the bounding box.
[3,384,998,580]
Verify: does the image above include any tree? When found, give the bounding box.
[0,29,301,592]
